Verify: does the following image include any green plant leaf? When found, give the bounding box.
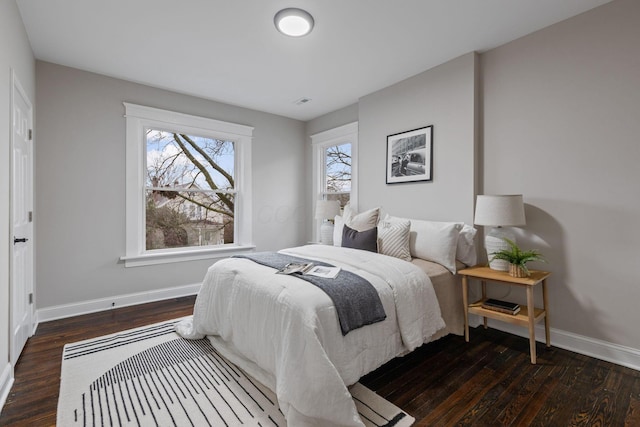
[488,238,546,269]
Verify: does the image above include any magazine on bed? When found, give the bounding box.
[277,262,341,279]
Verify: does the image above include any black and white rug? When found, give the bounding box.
[57,318,414,426]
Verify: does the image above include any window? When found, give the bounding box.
[145,130,235,250]
[311,122,358,239]
[122,103,254,267]
[323,142,352,207]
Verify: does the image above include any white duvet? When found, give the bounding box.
[176,245,445,426]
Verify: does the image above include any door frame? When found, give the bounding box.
[9,69,35,366]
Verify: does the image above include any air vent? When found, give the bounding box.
[294,97,312,106]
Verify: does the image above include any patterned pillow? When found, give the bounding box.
[377,219,412,262]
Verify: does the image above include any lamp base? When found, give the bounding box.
[485,227,516,271]
[319,221,334,245]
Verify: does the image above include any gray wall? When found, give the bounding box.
[35,62,307,308]
[481,0,640,350]
[305,0,640,355]
[0,0,35,384]
[305,53,478,227]
[358,53,478,224]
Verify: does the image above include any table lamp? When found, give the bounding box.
[315,200,340,245]
[474,194,526,270]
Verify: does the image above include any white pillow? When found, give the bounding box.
[457,224,478,266]
[343,204,380,231]
[333,215,344,246]
[377,219,411,262]
[386,215,461,273]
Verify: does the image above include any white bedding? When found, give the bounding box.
[176,245,445,426]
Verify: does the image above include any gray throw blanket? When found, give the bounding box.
[234,252,386,335]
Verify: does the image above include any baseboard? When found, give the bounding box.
[0,363,14,415]
[36,283,201,323]
[470,315,640,371]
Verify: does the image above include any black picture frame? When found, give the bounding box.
[386,125,433,184]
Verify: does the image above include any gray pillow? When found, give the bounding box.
[341,224,378,253]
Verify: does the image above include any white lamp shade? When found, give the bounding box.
[474,195,526,227]
[315,200,340,220]
[474,194,526,271]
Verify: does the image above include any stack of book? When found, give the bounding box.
[481,298,521,315]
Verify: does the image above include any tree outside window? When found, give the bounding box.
[145,130,235,250]
[323,143,351,207]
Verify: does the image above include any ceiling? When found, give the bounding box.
[17,0,611,121]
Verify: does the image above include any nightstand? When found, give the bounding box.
[458,266,551,364]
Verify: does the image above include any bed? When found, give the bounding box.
[177,211,474,426]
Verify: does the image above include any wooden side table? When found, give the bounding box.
[458,266,551,364]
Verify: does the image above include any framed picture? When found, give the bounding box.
[386,125,433,184]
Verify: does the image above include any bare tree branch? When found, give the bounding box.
[172,133,234,212]
[179,134,235,187]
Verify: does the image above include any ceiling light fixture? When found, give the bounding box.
[274,8,314,37]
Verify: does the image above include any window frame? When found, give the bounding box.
[310,122,358,242]
[121,103,254,267]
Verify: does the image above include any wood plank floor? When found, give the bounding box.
[2,296,639,426]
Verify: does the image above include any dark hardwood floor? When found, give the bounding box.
[1,296,639,426]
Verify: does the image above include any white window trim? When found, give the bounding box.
[121,103,254,267]
[310,121,358,242]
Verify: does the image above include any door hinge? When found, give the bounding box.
[29,293,33,304]
[29,211,33,222]
[28,129,33,140]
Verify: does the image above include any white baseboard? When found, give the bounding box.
[470,316,640,371]
[36,283,201,323]
[0,362,14,415]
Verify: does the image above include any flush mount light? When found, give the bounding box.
[274,8,314,37]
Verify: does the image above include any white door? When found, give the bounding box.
[11,71,34,366]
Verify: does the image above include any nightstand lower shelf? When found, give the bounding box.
[469,300,546,327]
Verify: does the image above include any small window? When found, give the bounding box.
[311,122,358,241]
[323,142,352,207]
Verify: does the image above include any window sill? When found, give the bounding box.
[120,244,256,268]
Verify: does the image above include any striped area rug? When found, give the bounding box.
[57,318,414,427]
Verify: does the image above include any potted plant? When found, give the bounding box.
[490,238,545,277]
